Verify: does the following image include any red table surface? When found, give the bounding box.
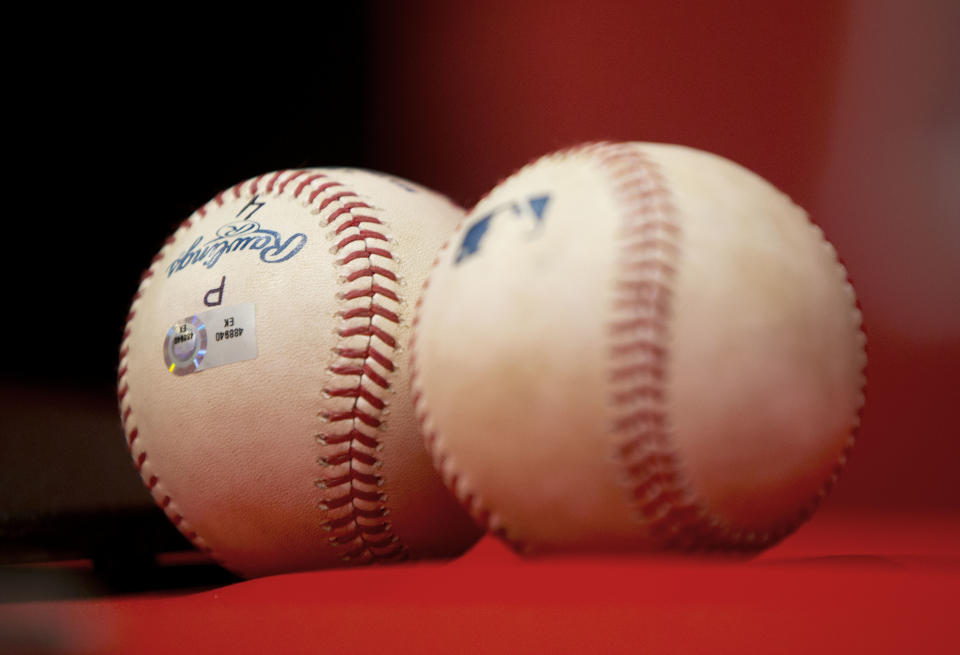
[2,510,958,655]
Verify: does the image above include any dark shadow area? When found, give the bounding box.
[0,558,238,604]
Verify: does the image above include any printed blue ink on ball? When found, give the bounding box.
[454,194,551,265]
[166,220,307,278]
[455,214,494,264]
[527,195,550,224]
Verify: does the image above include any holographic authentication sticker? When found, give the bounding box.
[163,303,257,376]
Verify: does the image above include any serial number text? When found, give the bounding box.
[216,328,244,341]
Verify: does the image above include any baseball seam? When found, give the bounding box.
[599,144,753,549]
[310,173,408,564]
[600,143,710,545]
[601,145,867,551]
[410,206,510,547]
[117,169,407,571]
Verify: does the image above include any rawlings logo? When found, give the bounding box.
[166,195,307,278]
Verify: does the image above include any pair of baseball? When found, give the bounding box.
[118,143,866,578]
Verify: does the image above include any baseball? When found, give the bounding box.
[411,142,867,553]
[118,168,482,577]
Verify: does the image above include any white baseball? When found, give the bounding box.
[118,168,482,577]
[411,142,867,553]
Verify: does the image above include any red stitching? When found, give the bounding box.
[617,432,667,459]
[276,170,306,195]
[599,143,869,552]
[323,449,379,467]
[616,278,674,295]
[320,197,361,218]
[360,365,390,390]
[310,186,353,206]
[345,265,397,283]
[341,284,399,303]
[336,231,389,250]
[324,409,381,428]
[309,182,345,206]
[612,408,667,432]
[338,247,394,266]
[610,340,667,358]
[599,144,731,550]
[324,514,360,530]
[319,428,380,449]
[338,324,397,348]
[326,203,375,225]
[329,363,390,390]
[608,317,667,334]
[326,385,387,410]
[265,170,285,193]
[612,385,665,404]
[340,304,400,324]
[318,469,382,488]
[322,494,382,511]
[335,215,382,234]
[621,237,679,255]
[311,173,408,564]
[294,174,327,199]
[335,346,395,371]
[340,540,402,562]
[610,362,664,381]
[248,173,267,196]
[358,522,391,536]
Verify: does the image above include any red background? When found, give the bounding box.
[364,0,960,512]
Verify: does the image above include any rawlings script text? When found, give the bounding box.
[166,199,307,278]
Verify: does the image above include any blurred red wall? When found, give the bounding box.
[367,0,960,511]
